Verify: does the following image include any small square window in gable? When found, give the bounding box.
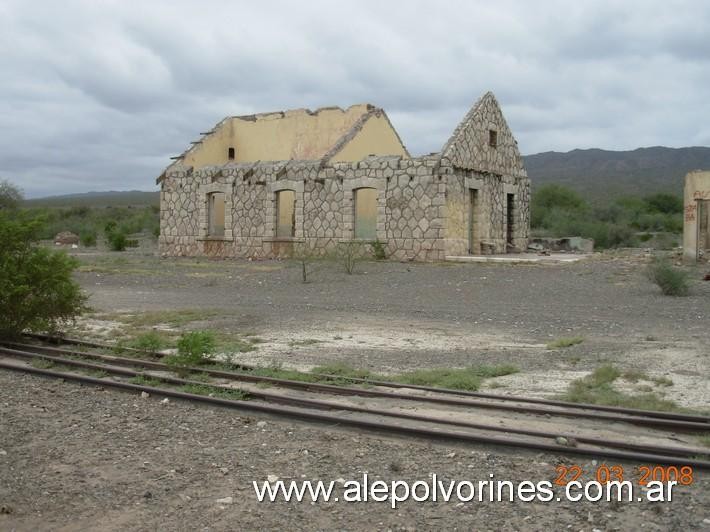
[488,130,498,148]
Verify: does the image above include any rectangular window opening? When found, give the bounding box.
[208,192,226,237]
[228,147,235,160]
[354,188,378,240]
[276,190,296,238]
[489,130,498,148]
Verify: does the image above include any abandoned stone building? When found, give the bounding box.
[683,170,710,261]
[157,91,530,261]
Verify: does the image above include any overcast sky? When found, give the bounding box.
[2,0,709,197]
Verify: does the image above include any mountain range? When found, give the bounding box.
[523,146,710,199]
[22,146,710,206]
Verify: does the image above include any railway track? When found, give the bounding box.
[18,334,710,425]
[2,338,709,469]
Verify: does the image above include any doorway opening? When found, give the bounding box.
[468,188,479,254]
[506,193,515,249]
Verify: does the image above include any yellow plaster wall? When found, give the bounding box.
[330,114,409,162]
[181,105,405,168]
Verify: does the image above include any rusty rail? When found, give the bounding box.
[1,359,708,469]
[4,342,709,432]
[21,333,710,424]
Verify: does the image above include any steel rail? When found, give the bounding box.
[1,360,709,469]
[3,343,708,432]
[2,345,707,459]
[20,333,710,424]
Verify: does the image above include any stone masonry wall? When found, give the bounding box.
[159,155,450,261]
[442,167,530,256]
[159,154,530,261]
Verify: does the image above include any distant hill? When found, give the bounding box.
[523,146,710,200]
[23,190,159,208]
[21,146,710,207]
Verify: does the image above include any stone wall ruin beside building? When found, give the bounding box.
[683,170,710,261]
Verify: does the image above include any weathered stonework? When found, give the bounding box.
[159,92,530,261]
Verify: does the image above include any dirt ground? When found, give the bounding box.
[2,249,709,530]
[1,372,709,531]
[72,249,709,408]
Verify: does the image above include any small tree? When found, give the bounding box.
[0,179,23,211]
[0,213,87,338]
[293,242,327,283]
[338,241,363,274]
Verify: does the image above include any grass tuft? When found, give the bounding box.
[30,358,56,369]
[394,365,519,391]
[646,258,689,296]
[560,364,685,412]
[547,337,584,349]
[179,383,249,401]
[130,375,165,387]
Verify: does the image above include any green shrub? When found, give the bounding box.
[646,258,689,296]
[104,220,117,234]
[130,331,164,352]
[370,239,387,260]
[0,213,87,338]
[107,231,127,251]
[165,331,216,371]
[80,230,97,247]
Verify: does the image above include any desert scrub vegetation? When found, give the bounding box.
[622,369,673,386]
[164,331,216,373]
[646,257,689,296]
[0,210,87,338]
[129,375,166,387]
[240,362,518,391]
[531,185,683,249]
[370,239,387,260]
[547,336,584,349]
[129,331,165,352]
[20,203,159,246]
[395,365,519,391]
[559,364,686,412]
[179,383,250,401]
[116,309,227,328]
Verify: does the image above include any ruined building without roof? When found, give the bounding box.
[157,92,530,261]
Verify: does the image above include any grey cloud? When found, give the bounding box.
[0,0,709,197]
